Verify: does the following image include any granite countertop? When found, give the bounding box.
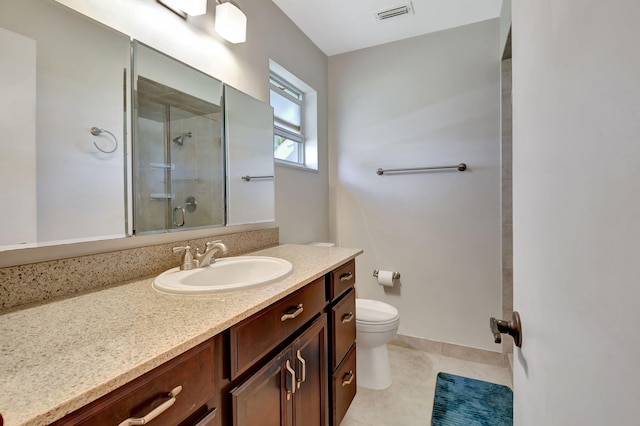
[0,244,362,426]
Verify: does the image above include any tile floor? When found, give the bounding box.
[341,343,513,426]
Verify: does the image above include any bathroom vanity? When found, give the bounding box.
[0,244,361,426]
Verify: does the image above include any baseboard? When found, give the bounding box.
[390,334,510,368]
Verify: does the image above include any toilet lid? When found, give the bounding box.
[356,299,399,324]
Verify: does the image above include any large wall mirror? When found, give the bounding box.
[0,0,129,250]
[225,86,275,225]
[0,0,275,255]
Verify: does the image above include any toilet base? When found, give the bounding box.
[356,343,392,390]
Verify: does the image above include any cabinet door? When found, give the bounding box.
[231,348,293,426]
[329,260,356,300]
[330,289,356,371]
[331,345,357,426]
[293,315,328,426]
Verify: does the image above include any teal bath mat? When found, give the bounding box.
[431,372,513,426]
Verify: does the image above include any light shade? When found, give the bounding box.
[160,0,207,16]
[215,2,247,44]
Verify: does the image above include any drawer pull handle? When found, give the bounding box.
[118,385,182,426]
[342,370,355,387]
[285,359,296,400]
[296,349,306,389]
[339,272,354,282]
[281,303,304,321]
[341,312,354,324]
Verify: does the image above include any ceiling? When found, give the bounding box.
[271,0,503,56]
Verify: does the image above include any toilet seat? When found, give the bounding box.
[356,298,399,325]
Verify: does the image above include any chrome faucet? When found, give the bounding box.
[173,240,229,270]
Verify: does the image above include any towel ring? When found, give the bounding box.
[90,127,118,154]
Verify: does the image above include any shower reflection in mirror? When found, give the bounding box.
[132,42,225,235]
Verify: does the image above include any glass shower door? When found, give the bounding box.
[132,41,224,235]
[167,104,224,231]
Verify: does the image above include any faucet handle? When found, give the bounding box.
[172,245,197,270]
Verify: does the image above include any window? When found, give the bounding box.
[268,60,318,170]
[270,73,304,164]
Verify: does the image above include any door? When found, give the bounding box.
[231,347,293,426]
[167,104,225,230]
[512,0,640,424]
[293,316,328,426]
[231,315,328,426]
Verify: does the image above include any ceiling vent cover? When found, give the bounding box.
[374,2,414,22]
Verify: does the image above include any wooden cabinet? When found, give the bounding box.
[229,277,326,380]
[231,315,328,426]
[331,346,357,425]
[52,338,217,426]
[328,260,356,301]
[49,259,358,426]
[330,289,356,371]
[326,260,358,426]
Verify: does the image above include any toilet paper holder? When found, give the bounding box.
[372,270,401,280]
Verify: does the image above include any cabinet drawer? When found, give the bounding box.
[332,344,357,426]
[229,277,327,379]
[329,260,356,300]
[54,339,215,426]
[331,288,356,371]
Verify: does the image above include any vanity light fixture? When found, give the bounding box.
[215,1,247,43]
[158,0,207,18]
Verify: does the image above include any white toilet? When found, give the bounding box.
[355,298,400,390]
[305,242,400,390]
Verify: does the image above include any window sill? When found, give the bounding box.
[275,160,319,173]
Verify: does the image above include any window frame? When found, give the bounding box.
[270,73,305,166]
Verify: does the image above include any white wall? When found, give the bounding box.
[513,0,640,423]
[0,28,37,246]
[329,20,502,351]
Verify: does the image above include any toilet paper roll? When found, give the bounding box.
[377,270,395,287]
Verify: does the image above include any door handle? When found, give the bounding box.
[281,304,304,321]
[118,386,182,426]
[490,311,522,347]
[339,272,353,282]
[172,206,186,227]
[341,370,354,387]
[341,312,354,324]
[285,359,296,400]
[296,349,306,389]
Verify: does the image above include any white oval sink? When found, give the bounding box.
[153,256,294,294]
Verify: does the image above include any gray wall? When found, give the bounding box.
[329,20,503,351]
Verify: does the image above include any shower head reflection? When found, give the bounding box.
[172,132,192,146]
